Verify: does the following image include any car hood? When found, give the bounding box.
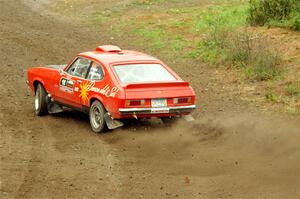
[45,64,67,70]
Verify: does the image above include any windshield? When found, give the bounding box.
[114,64,177,83]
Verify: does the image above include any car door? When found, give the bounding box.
[79,61,106,107]
[55,57,92,108]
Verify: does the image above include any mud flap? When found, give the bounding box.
[47,102,64,114]
[46,95,63,114]
[182,114,195,122]
[104,113,124,130]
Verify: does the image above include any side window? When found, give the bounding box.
[67,57,91,78]
[87,62,104,81]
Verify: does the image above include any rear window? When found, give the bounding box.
[114,64,176,84]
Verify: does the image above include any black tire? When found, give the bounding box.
[89,101,106,133]
[35,83,48,116]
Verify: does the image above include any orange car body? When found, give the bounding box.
[27,45,196,119]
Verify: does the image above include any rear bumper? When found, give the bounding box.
[118,105,196,115]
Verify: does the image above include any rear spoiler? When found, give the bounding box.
[124,81,189,89]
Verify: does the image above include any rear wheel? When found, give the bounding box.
[35,83,48,116]
[89,101,106,133]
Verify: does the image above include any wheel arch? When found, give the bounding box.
[33,79,45,94]
[89,96,106,111]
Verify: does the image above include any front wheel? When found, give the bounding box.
[89,101,106,133]
[35,83,48,116]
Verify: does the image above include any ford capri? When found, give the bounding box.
[27,45,196,133]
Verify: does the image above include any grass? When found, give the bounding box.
[133,27,165,50]
[265,82,300,114]
[265,90,279,102]
[287,107,300,116]
[88,0,283,82]
[248,0,300,31]
[287,82,299,96]
[132,0,168,6]
[195,11,281,80]
[125,2,249,62]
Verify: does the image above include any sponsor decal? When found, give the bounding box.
[66,80,74,88]
[90,84,119,98]
[79,82,90,102]
[59,78,74,93]
[79,81,119,102]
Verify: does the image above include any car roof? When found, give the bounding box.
[79,50,159,66]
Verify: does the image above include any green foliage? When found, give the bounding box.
[224,31,281,81]
[186,51,200,59]
[287,107,300,115]
[290,12,300,31]
[195,5,248,31]
[287,82,299,96]
[248,0,268,26]
[250,47,281,80]
[248,0,300,31]
[188,2,282,80]
[225,32,252,67]
[221,30,282,80]
[244,67,254,78]
[201,28,281,80]
[266,89,279,102]
[133,27,164,50]
[192,5,247,64]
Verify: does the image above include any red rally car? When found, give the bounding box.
[27,45,196,133]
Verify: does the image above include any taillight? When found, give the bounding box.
[125,100,145,107]
[173,97,191,104]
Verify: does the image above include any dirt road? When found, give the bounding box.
[0,1,299,198]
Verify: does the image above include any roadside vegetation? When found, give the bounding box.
[53,0,300,115]
[248,0,300,31]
